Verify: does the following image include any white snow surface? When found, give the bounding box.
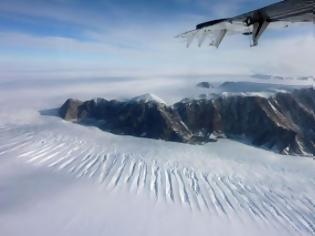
[0,75,314,236]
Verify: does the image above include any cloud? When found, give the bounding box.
[1,30,314,80]
[0,0,314,80]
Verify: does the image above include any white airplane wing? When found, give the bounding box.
[176,20,252,48]
[177,0,314,48]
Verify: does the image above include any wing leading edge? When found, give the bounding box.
[176,0,314,48]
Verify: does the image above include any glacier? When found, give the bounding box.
[0,75,314,236]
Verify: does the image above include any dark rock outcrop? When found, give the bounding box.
[174,88,315,155]
[59,88,315,156]
[196,82,214,89]
[59,96,194,143]
[59,99,83,121]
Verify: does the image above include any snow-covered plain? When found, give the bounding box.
[0,75,314,236]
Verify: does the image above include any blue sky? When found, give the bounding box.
[0,0,279,39]
[0,0,314,79]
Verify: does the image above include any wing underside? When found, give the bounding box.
[177,0,314,48]
[176,21,252,48]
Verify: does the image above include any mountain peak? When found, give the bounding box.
[131,93,166,104]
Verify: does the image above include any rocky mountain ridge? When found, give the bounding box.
[59,88,315,156]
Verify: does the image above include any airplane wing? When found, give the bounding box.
[176,0,314,48]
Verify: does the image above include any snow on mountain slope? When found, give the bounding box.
[131,93,167,104]
[0,76,314,236]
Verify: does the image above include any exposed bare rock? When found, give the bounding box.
[59,99,83,121]
[196,82,214,89]
[60,95,194,143]
[59,88,315,156]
